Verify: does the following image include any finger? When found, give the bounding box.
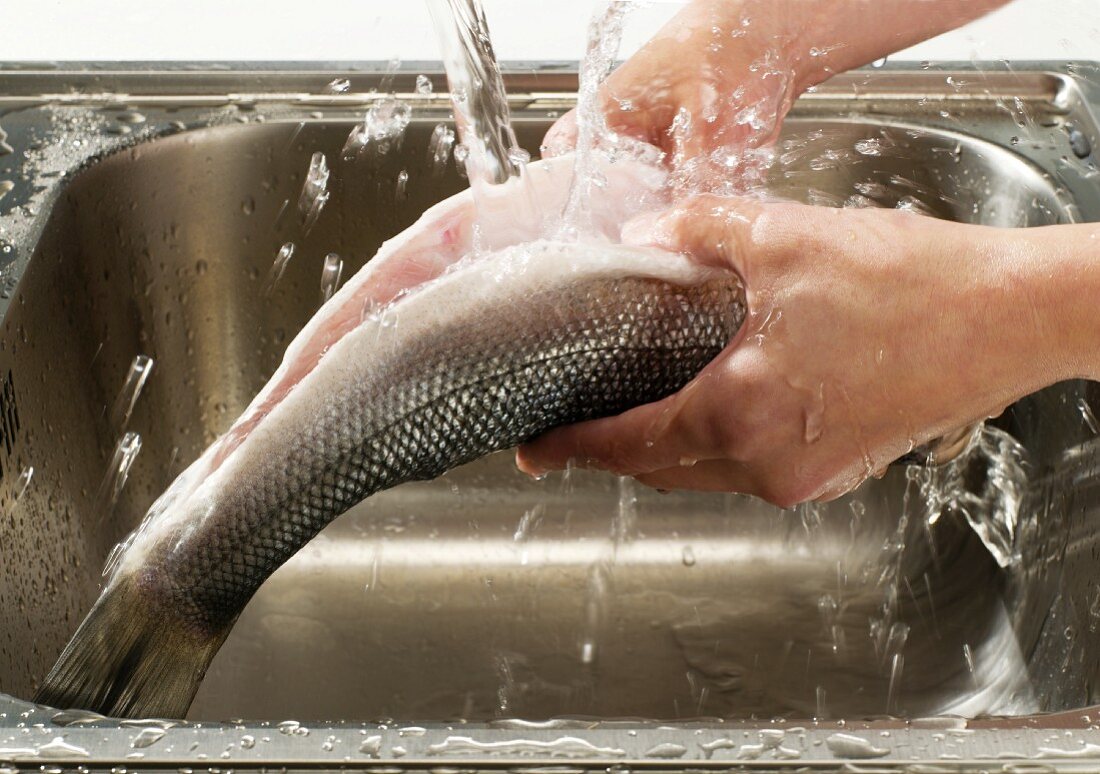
[621,195,765,278]
[540,109,578,158]
[516,361,735,478]
[516,397,709,478]
[634,459,758,494]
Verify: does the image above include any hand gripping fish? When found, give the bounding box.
[35,153,745,718]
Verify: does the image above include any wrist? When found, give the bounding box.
[981,225,1100,386]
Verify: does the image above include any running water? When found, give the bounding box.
[426,0,543,238]
[559,2,651,240]
[425,0,522,187]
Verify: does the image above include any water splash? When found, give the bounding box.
[426,0,522,187]
[917,426,1028,568]
[559,1,639,240]
[513,502,545,542]
[343,99,412,162]
[298,152,330,235]
[612,476,636,547]
[6,466,32,517]
[1078,397,1099,434]
[111,354,154,430]
[427,123,456,176]
[94,431,142,527]
[319,253,344,305]
[264,242,296,294]
[581,563,610,665]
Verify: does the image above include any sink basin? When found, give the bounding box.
[1,64,1100,767]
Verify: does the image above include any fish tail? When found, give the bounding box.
[34,576,225,719]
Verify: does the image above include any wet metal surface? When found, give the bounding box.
[1,63,1100,768]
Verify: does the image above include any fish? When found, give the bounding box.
[34,153,745,719]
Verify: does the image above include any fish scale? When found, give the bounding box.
[37,243,744,719]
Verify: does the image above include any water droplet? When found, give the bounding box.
[825,733,889,759]
[428,123,456,176]
[886,652,904,715]
[3,465,33,519]
[871,56,888,68]
[298,152,330,235]
[343,99,411,161]
[395,169,409,202]
[681,546,696,566]
[131,728,166,749]
[319,253,344,305]
[36,738,90,759]
[1079,398,1099,434]
[415,74,434,95]
[644,743,687,759]
[264,242,296,295]
[111,354,154,430]
[323,78,351,94]
[95,432,142,530]
[359,735,382,757]
[1068,126,1092,159]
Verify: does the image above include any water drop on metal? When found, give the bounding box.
[323,78,351,94]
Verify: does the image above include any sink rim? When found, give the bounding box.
[2,63,1100,765]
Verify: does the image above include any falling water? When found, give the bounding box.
[319,253,344,305]
[426,0,542,237]
[428,123,457,175]
[264,242,296,294]
[559,1,639,240]
[6,466,32,517]
[343,99,412,162]
[426,0,521,186]
[110,354,154,430]
[298,152,330,235]
[94,431,142,525]
[915,425,1028,568]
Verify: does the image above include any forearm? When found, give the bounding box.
[990,223,1100,384]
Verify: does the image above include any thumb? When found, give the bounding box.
[621,194,762,278]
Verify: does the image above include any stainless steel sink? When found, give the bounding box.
[1,63,1100,769]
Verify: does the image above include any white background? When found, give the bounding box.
[2,0,1098,64]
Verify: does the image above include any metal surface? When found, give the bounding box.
[1,63,1100,769]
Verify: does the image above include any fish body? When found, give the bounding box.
[35,156,744,719]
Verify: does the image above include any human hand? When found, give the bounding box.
[544,0,804,192]
[517,196,1087,506]
[543,0,1011,192]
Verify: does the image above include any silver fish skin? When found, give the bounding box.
[34,238,743,720]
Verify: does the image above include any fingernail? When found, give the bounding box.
[515,449,550,478]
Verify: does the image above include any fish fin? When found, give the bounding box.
[34,577,226,719]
